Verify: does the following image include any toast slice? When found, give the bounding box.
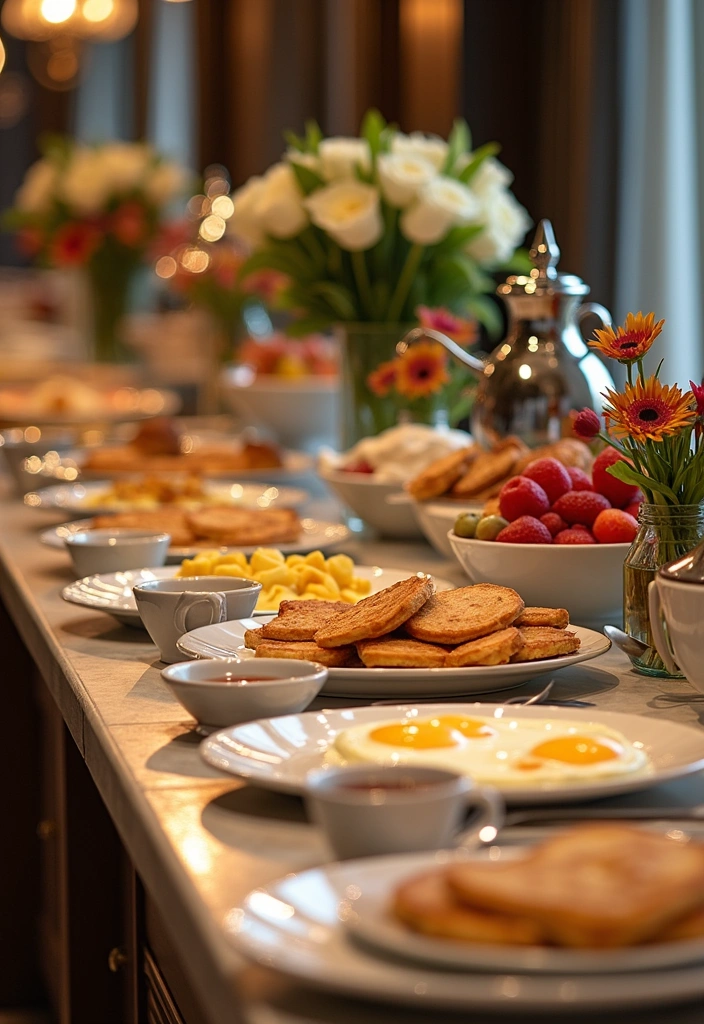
[186,506,300,546]
[447,825,704,948]
[511,626,580,661]
[243,627,264,650]
[254,639,354,667]
[451,440,527,498]
[314,575,435,648]
[405,585,524,645]
[515,607,570,629]
[260,600,352,641]
[445,627,521,667]
[406,446,476,501]
[90,510,193,547]
[356,635,449,668]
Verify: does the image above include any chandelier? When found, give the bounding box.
[1,0,138,42]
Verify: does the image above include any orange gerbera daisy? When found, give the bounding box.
[394,341,449,400]
[603,376,696,443]
[590,311,664,363]
[367,360,397,397]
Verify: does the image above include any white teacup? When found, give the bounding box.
[134,575,262,664]
[648,576,704,691]
[305,765,503,860]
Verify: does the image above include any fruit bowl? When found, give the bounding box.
[411,498,482,557]
[319,467,422,539]
[447,531,629,627]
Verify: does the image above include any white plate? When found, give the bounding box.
[25,480,309,515]
[60,566,441,629]
[74,448,314,481]
[347,849,704,975]
[224,848,704,1012]
[0,385,179,425]
[179,622,608,698]
[197,699,702,805]
[40,517,350,562]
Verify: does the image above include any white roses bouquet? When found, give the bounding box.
[228,111,530,333]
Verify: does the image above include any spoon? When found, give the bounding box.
[603,624,650,659]
[371,679,594,708]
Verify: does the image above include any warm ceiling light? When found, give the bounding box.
[82,0,113,22]
[40,0,76,24]
[1,0,137,41]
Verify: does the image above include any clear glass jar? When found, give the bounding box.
[623,503,704,676]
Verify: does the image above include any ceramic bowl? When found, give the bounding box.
[412,498,483,556]
[64,528,171,576]
[447,531,630,627]
[319,468,421,539]
[162,657,328,727]
[220,367,339,452]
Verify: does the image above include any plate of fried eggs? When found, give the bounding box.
[199,703,704,804]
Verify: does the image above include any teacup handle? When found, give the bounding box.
[173,592,227,636]
[456,785,504,848]
[647,580,681,675]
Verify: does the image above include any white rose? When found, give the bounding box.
[229,175,267,248]
[466,189,531,265]
[391,132,448,171]
[318,137,371,180]
[97,142,151,194]
[304,181,382,251]
[377,152,437,207]
[15,159,57,214]
[254,162,307,239]
[145,161,187,205]
[285,149,322,175]
[59,149,111,215]
[464,156,513,197]
[400,176,480,245]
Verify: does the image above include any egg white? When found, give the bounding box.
[330,715,651,786]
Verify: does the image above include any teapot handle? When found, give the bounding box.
[577,302,612,335]
[397,327,485,376]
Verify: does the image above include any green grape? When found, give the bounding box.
[453,512,482,538]
[475,515,510,541]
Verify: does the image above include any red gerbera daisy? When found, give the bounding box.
[367,360,397,397]
[49,222,100,267]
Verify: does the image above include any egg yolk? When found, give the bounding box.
[529,735,623,765]
[438,715,495,739]
[370,720,462,749]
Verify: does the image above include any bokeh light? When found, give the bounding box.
[199,215,226,242]
[40,0,76,24]
[155,255,177,279]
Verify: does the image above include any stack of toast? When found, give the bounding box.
[246,576,579,668]
[393,824,704,948]
[89,506,301,548]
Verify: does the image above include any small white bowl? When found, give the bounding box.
[64,528,171,576]
[161,657,327,727]
[319,468,421,538]
[447,530,630,627]
[412,498,482,556]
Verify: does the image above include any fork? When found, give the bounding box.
[370,678,594,708]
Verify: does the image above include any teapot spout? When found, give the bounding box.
[397,327,486,376]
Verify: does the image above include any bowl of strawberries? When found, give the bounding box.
[447,449,641,626]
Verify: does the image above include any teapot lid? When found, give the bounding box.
[497,219,589,299]
[658,538,704,584]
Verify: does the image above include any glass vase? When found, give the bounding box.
[336,322,450,449]
[86,255,135,363]
[623,502,704,677]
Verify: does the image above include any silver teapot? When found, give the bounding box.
[400,220,615,448]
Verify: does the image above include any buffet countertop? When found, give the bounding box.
[3,491,704,1024]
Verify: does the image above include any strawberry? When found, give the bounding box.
[551,489,611,526]
[341,459,374,474]
[554,528,596,545]
[521,458,572,504]
[623,500,642,520]
[566,466,593,491]
[592,448,640,507]
[496,516,553,544]
[592,509,639,544]
[498,476,550,522]
[540,512,568,537]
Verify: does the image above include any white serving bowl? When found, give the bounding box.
[447,531,630,627]
[161,657,327,727]
[319,468,421,539]
[64,528,171,576]
[412,498,483,557]
[220,367,339,452]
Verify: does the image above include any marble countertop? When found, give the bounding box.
[3,489,704,1024]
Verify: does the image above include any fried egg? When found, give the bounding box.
[331,714,650,785]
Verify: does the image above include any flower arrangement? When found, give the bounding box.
[573,312,704,506]
[227,111,530,334]
[6,136,186,360]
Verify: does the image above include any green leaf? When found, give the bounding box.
[285,317,334,337]
[496,246,533,273]
[442,119,472,174]
[465,295,503,337]
[457,141,501,183]
[607,462,678,502]
[289,161,325,196]
[304,119,323,153]
[361,108,387,161]
[284,130,306,153]
[308,281,359,320]
[432,224,484,256]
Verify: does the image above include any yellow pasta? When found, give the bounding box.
[175,548,372,611]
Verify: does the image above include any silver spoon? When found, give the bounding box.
[603,624,650,659]
[502,680,555,705]
[370,679,594,708]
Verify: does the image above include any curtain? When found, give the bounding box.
[615,0,704,386]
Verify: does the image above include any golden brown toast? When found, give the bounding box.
[447,825,704,948]
[514,439,593,475]
[356,636,449,668]
[511,626,580,661]
[243,627,264,650]
[405,585,524,645]
[260,600,352,641]
[445,627,521,667]
[515,607,570,629]
[406,446,476,502]
[314,575,434,648]
[90,510,194,547]
[254,639,354,667]
[393,869,544,946]
[186,507,300,546]
[451,440,527,498]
